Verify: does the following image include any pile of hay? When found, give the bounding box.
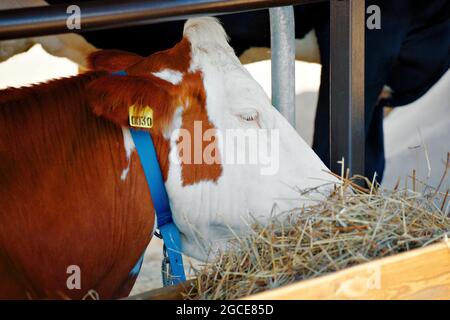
[184,171,450,300]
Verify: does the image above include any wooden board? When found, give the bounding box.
[245,240,450,300]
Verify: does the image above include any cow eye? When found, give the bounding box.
[238,111,258,122]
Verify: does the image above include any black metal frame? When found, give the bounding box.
[0,0,325,40]
[330,0,365,176]
[0,0,365,177]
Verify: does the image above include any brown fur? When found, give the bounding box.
[0,72,157,299]
[0,36,223,299]
[177,72,223,186]
[127,38,192,75]
[88,39,223,185]
[88,50,143,72]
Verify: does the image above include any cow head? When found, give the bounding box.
[88,18,335,260]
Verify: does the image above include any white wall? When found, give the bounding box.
[245,60,450,191]
[0,44,78,89]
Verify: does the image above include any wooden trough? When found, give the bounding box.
[129,240,450,300]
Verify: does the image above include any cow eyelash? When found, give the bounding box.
[239,113,258,122]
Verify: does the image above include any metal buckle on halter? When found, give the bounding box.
[161,244,172,286]
[156,229,183,286]
[156,231,174,286]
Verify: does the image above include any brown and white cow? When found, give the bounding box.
[0,18,334,299]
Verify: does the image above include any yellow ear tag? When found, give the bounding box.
[128,105,153,129]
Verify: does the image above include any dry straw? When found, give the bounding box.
[184,154,450,300]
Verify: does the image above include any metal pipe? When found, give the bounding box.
[329,0,365,177]
[0,0,325,40]
[269,6,296,127]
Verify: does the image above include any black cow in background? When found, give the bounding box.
[47,0,450,182]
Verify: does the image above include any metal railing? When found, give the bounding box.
[0,0,365,177]
[0,0,324,40]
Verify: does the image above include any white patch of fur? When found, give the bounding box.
[121,127,135,181]
[183,17,237,73]
[183,17,230,47]
[152,69,183,85]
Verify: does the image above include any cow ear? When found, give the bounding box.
[87,74,173,132]
[88,50,143,72]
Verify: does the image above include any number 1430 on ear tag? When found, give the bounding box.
[129,105,153,129]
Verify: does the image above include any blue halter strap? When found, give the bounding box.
[112,70,186,286]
